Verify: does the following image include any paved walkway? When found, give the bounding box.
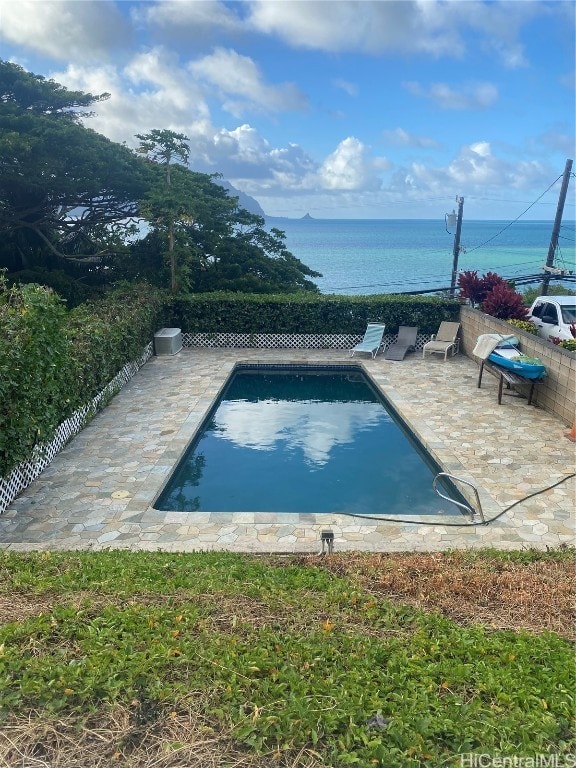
[0,348,574,553]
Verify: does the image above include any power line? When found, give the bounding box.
[464,173,565,255]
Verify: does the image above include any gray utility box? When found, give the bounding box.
[154,327,183,356]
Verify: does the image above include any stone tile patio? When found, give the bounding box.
[0,348,574,553]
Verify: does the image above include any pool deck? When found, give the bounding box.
[0,348,574,554]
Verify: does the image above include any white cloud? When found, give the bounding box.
[332,79,358,97]
[199,125,319,187]
[212,124,273,173]
[3,1,566,220]
[383,128,441,149]
[131,0,241,36]
[125,49,202,114]
[319,138,388,191]
[537,128,575,157]
[405,141,554,197]
[246,0,458,56]
[50,50,211,146]
[0,0,542,68]
[45,52,320,188]
[244,0,536,65]
[0,0,130,60]
[446,142,502,185]
[189,47,308,117]
[404,80,498,110]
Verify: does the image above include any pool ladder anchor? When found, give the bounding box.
[433,473,486,524]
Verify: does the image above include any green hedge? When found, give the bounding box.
[0,280,165,477]
[0,281,71,476]
[167,292,460,335]
[66,282,165,402]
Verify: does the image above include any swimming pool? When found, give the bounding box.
[154,365,468,517]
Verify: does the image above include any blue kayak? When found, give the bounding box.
[488,348,547,380]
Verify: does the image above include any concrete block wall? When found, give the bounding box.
[459,306,576,427]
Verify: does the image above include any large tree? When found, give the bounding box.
[126,163,321,294]
[136,130,193,292]
[1,63,320,296]
[0,60,150,277]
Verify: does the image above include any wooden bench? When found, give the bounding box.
[477,359,538,405]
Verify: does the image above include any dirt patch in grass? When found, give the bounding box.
[0,700,324,768]
[307,551,576,641]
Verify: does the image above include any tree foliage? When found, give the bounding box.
[136,131,193,292]
[128,157,321,294]
[1,61,321,296]
[136,129,190,182]
[0,60,150,277]
[0,58,108,119]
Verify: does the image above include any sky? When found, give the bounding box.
[0,0,574,220]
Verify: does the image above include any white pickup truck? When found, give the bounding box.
[526,296,576,341]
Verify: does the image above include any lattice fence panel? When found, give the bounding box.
[183,332,430,351]
[0,343,153,516]
[183,332,363,349]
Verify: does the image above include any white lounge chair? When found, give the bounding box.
[350,323,386,359]
[422,321,460,361]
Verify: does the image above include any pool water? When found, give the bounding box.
[154,366,466,517]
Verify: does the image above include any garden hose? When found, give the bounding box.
[338,473,576,527]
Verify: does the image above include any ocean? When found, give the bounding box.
[265,218,576,295]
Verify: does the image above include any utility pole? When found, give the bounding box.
[449,196,464,298]
[541,158,573,296]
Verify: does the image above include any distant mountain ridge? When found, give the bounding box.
[217,180,266,217]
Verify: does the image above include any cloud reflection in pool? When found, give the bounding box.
[213,399,385,466]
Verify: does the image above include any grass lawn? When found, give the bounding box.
[0,547,574,767]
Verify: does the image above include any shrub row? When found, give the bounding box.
[167,292,460,335]
[0,280,165,477]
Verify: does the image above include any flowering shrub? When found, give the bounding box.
[481,283,528,320]
[458,270,508,307]
[549,324,576,350]
[506,319,539,335]
[550,336,576,352]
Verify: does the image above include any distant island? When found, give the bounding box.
[301,213,314,220]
